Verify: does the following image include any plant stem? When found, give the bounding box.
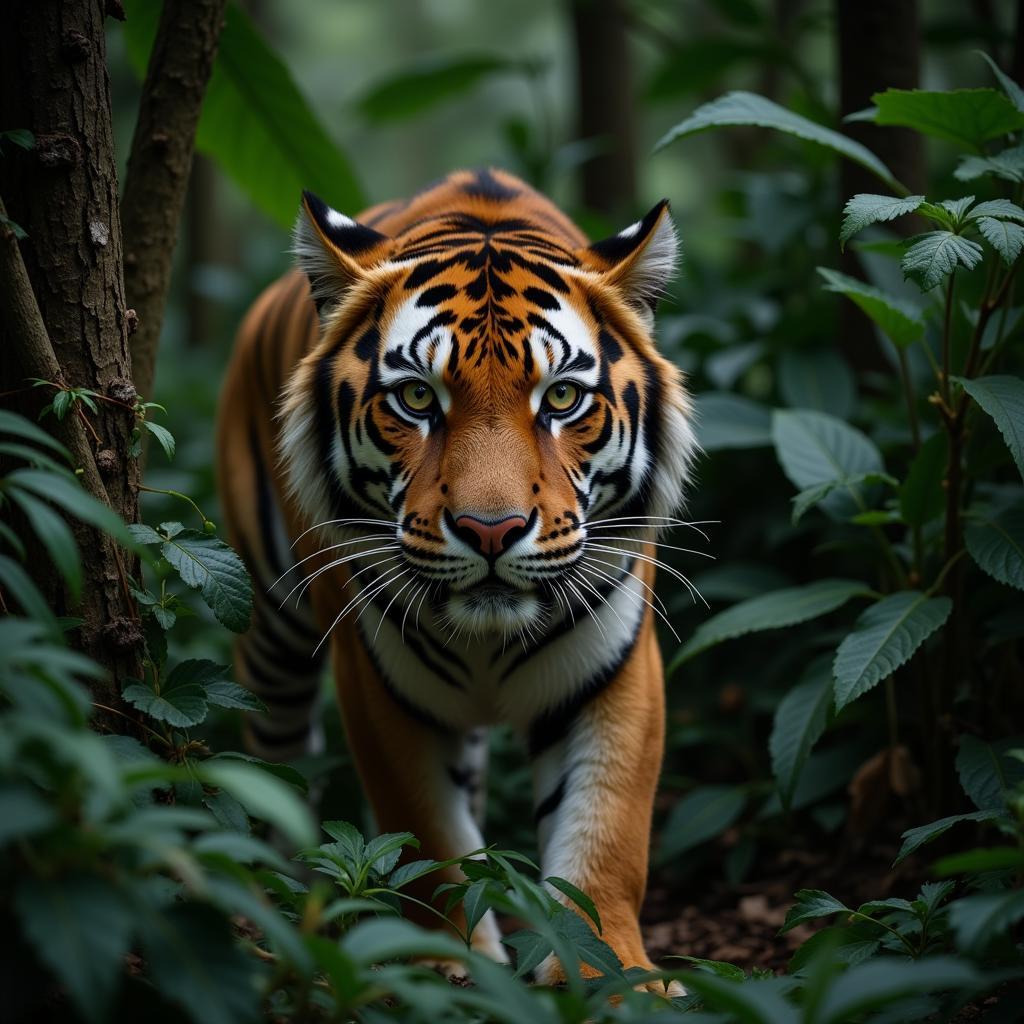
[940,270,956,407]
[139,484,210,527]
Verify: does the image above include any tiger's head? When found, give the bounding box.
[280,173,697,636]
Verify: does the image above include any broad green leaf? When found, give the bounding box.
[949,890,1024,953]
[958,375,1024,479]
[901,231,984,291]
[872,87,1024,149]
[202,760,316,848]
[122,676,208,728]
[894,809,1004,865]
[659,784,746,859]
[143,904,260,1024]
[816,956,983,1024]
[671,578,869,669]
[14,875,136,1023]
[967,198,1024,222]
[161,530,252,632]
[956,735,1024,812]
[340,916,468,964]
[672,972,796,1024]
[550,905,625,979]
[978,51,1024,113]
[358,55,526,122]
[143,420,176,460]
[769,657,833,809]
[205,678,267,712]
[7,487,81,597]
[0,783,57,846]
[122,0,363,230]
[777,348,855,418]
[546,876,602,934]
[655,91,904,193]
[838,194,925,248]
[833,592,952,710]
[781,889,850,933]
[933,846,1024,876]
[791,472,896,525]
[818,267,924,348]
[789,925,880,971]
[462,878,499,939]
[693,391,772,450]
[0,128,35,150]
[678,956,746,980]
[0,554,58,629]
[976,216,1024,264]
[505,928,553,979]
[955,143,1024,183]
[364,830,418,876]
[966,503,1024,590]
[914,880,956,919]
[900,432,948,527]
[0,409,70,458]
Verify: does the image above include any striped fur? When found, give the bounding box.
[216,169,697,983]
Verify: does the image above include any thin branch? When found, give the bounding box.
[121,0,228,402]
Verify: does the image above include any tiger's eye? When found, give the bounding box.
[544,381,579,413]
[401,381,435,413]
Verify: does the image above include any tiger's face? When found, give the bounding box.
[281,185,696,636]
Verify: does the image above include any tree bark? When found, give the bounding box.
[835,0,924,373]
[570,0,638,220]
[0,0,143,712]
[121,0,227,401]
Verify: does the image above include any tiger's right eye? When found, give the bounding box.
[399,380,436,414]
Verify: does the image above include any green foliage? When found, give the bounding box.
[871,87,1024,148]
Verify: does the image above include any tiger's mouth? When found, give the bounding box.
[444,580,543,635]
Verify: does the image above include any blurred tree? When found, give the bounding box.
[570,0,638,218]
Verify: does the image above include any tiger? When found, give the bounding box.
[216,167,698,986]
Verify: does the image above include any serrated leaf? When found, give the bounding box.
[143,420,176,461]
[955,143,1024,183]
[901,231,984,291]
[655,90,904,192]
[833,592,952,710]
[693,391,773,450]
[872,87,1024,148]
[781,889,851,933]
[838,194,925,248]
[550,905,625,978]
[205,679,267,712]
[939,195,976,225]
[894,809,1004,865]
[900,432,948,527]
[659,785,746,859]
[956,735,1024,812]
[968,198,1024,222]
[976,217,1024,264]
[959,375,1024,479]
[122,678,208,728]
[671,578,869,669]
[966,503,1024,590]
[546,876,602,934]
[818,267,925,348]
[161,530,252,632]
[978,50,1024,113]
[769,657,833,809]
[14,875,135,1023]
[949,890,1024,953]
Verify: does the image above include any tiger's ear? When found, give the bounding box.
[292,190,393,314]
[578,200,679,328]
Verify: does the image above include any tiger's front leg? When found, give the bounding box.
[329,631,506,969]
[529,622,667,989]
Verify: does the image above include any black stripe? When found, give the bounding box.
[248,718,311,748]
[534,775,567,823]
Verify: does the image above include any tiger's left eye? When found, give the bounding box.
[399,381,436,414]
[543,381,581,414]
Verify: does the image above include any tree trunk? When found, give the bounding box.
[0,0,143,712]
[570,0,638,220]
[835,0,924,373]
[122,0,227,400]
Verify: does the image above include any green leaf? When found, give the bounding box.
[780,889,851,933]
[340,916,469,964]
[958,375,1024,479]
[462,878,498,939]
[0,554,59,629]
[7,486,81,597]
[545,876,602,934]
[505,928,553,979]
[0,128,35,150]
[956,735,1024,812]
[955,142,1024,183]
[122,675,208,728]
[0,409,70,458]
[550,905,625,979]
[672,972,796,1024]
[0,783,57,846]
[791,472,896,525]
[788,925,880,972]
[358,54,526,122]
[817,267,925,348]
[655,91,905,193]
[143,420,176,461]
[205,678,267,712]
[894,809,1004,865]
[777,348,856,418]
[949,890,1024,953]
[933,846,1024,876]
[202,760,316,848]
[769,657,833,810]
[14,875,136,1023]
[364,830,418,876]
[966,503,1024,591]
[143,904,260,1024]
[872,87,1024,149]
[978,51,1024,113]
[678,956,746,981]
[901,231,984,291]
[161,530,252,632]
[659,785,746,859]
[671,578,870,669]
[900,432,948,527]
[976,217,1024,264]
[833,592,952,711]
[838,194,925,248]
[967,198,1024,222]
[693,391,772,450]
[123,0,363,231]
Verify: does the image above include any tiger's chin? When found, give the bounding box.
[445,585,542,635]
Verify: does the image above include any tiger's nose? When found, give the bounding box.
[449,512,530,556]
